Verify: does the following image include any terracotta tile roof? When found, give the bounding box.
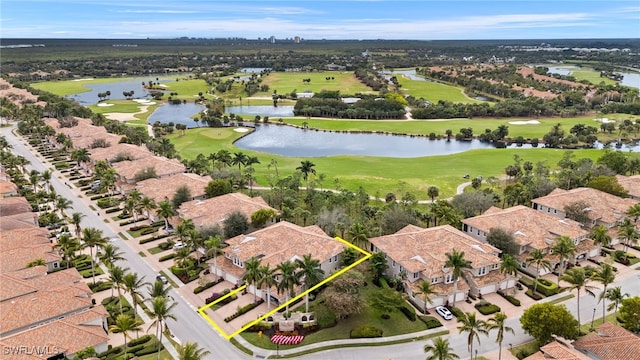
[178,193,276,228]
[573,323,640,360]
[224,221,346,268]
[56,120,123,149]
[0,212,38,231]
[462,205,589,250]
[407,276,470,295]
[89,142,152,163]
[0,78,46,109]
[136,173,211,203]
[0,180,18,195]
[0,228,60,273]
[616,175,640,198]
[369,225,501,277]
[532,187,638,224]
[0,274,37,302]
[0,228,50,252]
[111,156,185,182]
[524,340,592,360]
[0,197,33,216]
[0,306,108,358]
[0,268,84,302]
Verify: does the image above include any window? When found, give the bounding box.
[392,260,396,268]
[477,230,480,236]
[445,274,452,283]
[478,267,486,276]
[431,277,438,284]
[329,257,332,263]
[521,262,527,268]
[547,208,551,213]
[413,272,419,279]
[334,255,338,262]
[554,209,557,214]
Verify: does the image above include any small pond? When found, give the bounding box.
[226,105,295,117]
[147,103,205,128]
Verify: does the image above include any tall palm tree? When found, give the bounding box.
[424,337,459,360]
[487,312,514,360]
[126,189,143,220]
[295,254,325,312]
[617,217,639,257]
[591,225,612,249]
[526,249,551,295]
[276,260,301,314]
[561,267,597,331]
[500,254,519,295]
[347,222,369,249]
[40,169,52,195]
[148,280,171,299]
[626,203,640,223]
[70,212,85,240]
[109,314,142,360]
[54,195,73,219]
[231,151,248,171]
[427,186,440,203]
[156,200,176,231]
[176,218,195,245]
[174,247,193,268]
[108,265,129,313]
[99,244,125,268]
[444,250,472,308]
[296,160,316,189]
[82,227,107,284]
[140,196,157,220]
[242,256,262,303]
[605,286,629,323]
[204,236,222,280]
[257,264,277,310]
[176,342,211,360]
[591,263,616,324]
[123,272,149,323]
[415,280,436,314]
[70,148,91,169]
[552,236,577,286]
[457,312,488,360]
[54,233,80,269]
[148,296,177,360]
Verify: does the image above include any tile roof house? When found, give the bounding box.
[177,192,277,229]
[0,179,18,197]
[462,206,594,276]
[0,211,39,231]
[54,118,123,150]
[369,224,511,309]
[89,142,153,165]
[524,339,592,360]
[111,155,186,185]
[615,175,640,200]
[0,196,33,216]
[573,323,640,360]
[135,172,211,204]
[0,228,60,273]
[214,221,346,304]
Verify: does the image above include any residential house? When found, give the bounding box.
[214,221,346,304]
[616,175,640,200]
[0,196,33,216]
[135,172,211,204]
[532,187,638,244]
[0,228,61,273]
[0,212,39,231]
[0,179,18,197]
[52,118,123,150]
[369,224,510,309]
[572,323,640,359]
[462,206,593,276]
[176,192,277,229]
[524,339,592,360]
[89,142,153,167]
[111,155,185,186]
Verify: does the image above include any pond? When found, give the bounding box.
[147,102,205,128]
[385,69,427,81]
[233,124,534,158]
[66,76,172,105]
[547,66,640,89]
[226,105,295,117]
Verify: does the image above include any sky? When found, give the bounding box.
[1,0,639,40]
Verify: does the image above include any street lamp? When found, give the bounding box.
[590,307,596,331]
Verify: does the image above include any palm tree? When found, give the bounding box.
[276,260,301,314]
[148,280,171,299]
[617,217,639,257]
[295,254,325,312]
[296,160,316,189]
[148,296,177,360]
[347,222,369,249]
[561,267,597,331]
[70,148,91,169]
[108,265,129,313]
[257,264,277,310]
[487,312,514,360]
[204,235,222,279]
[139,196,157,220]
[424,337,459,360]
[427,186,440,203]
[526,249,551,295]
[605,286,629,323]
[54,195,73,219]
[109,314,142,360]
[82,227,107,284]
[176,218,195,245]
[552,236,577,286]
[40,169,52,195]
[591,225,612,249]
[54,234,81,269]
[626,203,640,223]
[242,256,262,303]
[174,247,193,268]
[500,254,519,295]
[176,342,211,360]
[123,272,149,321]
[126,189,143,221]
[457,312,488,360]
[444,250,472,308]
[592,263,616,324]
[415,280,436,314]
[231,151,247,171]
[369,252,388,283]
[70,212,85,240]
[156,200,176,231]
[99,244,125,268]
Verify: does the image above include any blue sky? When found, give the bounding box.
[2,0,639,40]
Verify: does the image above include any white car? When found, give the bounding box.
[173,242,186,250]
[435,306,453,320]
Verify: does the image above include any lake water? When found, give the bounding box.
[66,77,172,105]
[226,105,295,117]
[385,69,427,81]
[147,102,205,128]
[547,66,640,89]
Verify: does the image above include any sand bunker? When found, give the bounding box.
[97,103,114,107]
[509,120,541,125]
[72,78,94,81]
[595,118,615,123]
[234,128,249,133]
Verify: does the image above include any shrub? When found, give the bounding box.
[117,212,132,220]
[419,316,443,329]
[134,342,163,356]
[140,227,159,235]
[399,305,417,321]
[97,197,120,209]
[538,278,553,287]
[105,207,121,214]
[205,289,238,306]
[350,325,383,338]
[535,280,559,297]
[315,305,337,329]
[194,279,223,294]
[497,290,521,306]
[88,281,112,293]
[525,289,544,300]
[224,299,264,322]
[449,306,464,318]
[130,224,149,232]
[127,335,152,347]
[158,241,173,250]
[475,302,501,315]
[159,253,176,262]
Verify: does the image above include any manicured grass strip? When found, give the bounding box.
[396,75,484,104]
[138,251,147,257]
[148,246,166,255]
[545,293,575,305]
[258,71,373,95]
[230,338,253,356]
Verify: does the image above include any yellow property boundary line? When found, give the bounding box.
[197,237,372,340]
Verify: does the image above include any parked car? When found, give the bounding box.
[173,242,186,250]
[156,275,168,284]
[435,306,453,320]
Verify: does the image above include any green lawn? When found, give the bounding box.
[257,71,373,95]
[169,127,604,198]
[148,246,167,255]
[160,78,213,101]
[548,66,618,86]
[396,75,484,104]
[30,77,133,96]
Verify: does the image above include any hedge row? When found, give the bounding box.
[399,305,416,321]
[194,278,223,294]
[119,217,147,226]
[350,325,383,338]
[159,253,176,262]
[138,233,170,244]
[105,207,121,214]
[140,227,160,235]
[497,290,521,306]
[418,316,443,329]
[449,306,464,319]
[88,281,112,293]
[474,302,501,315]
[224,299,264,322]
[206,289,237,306]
